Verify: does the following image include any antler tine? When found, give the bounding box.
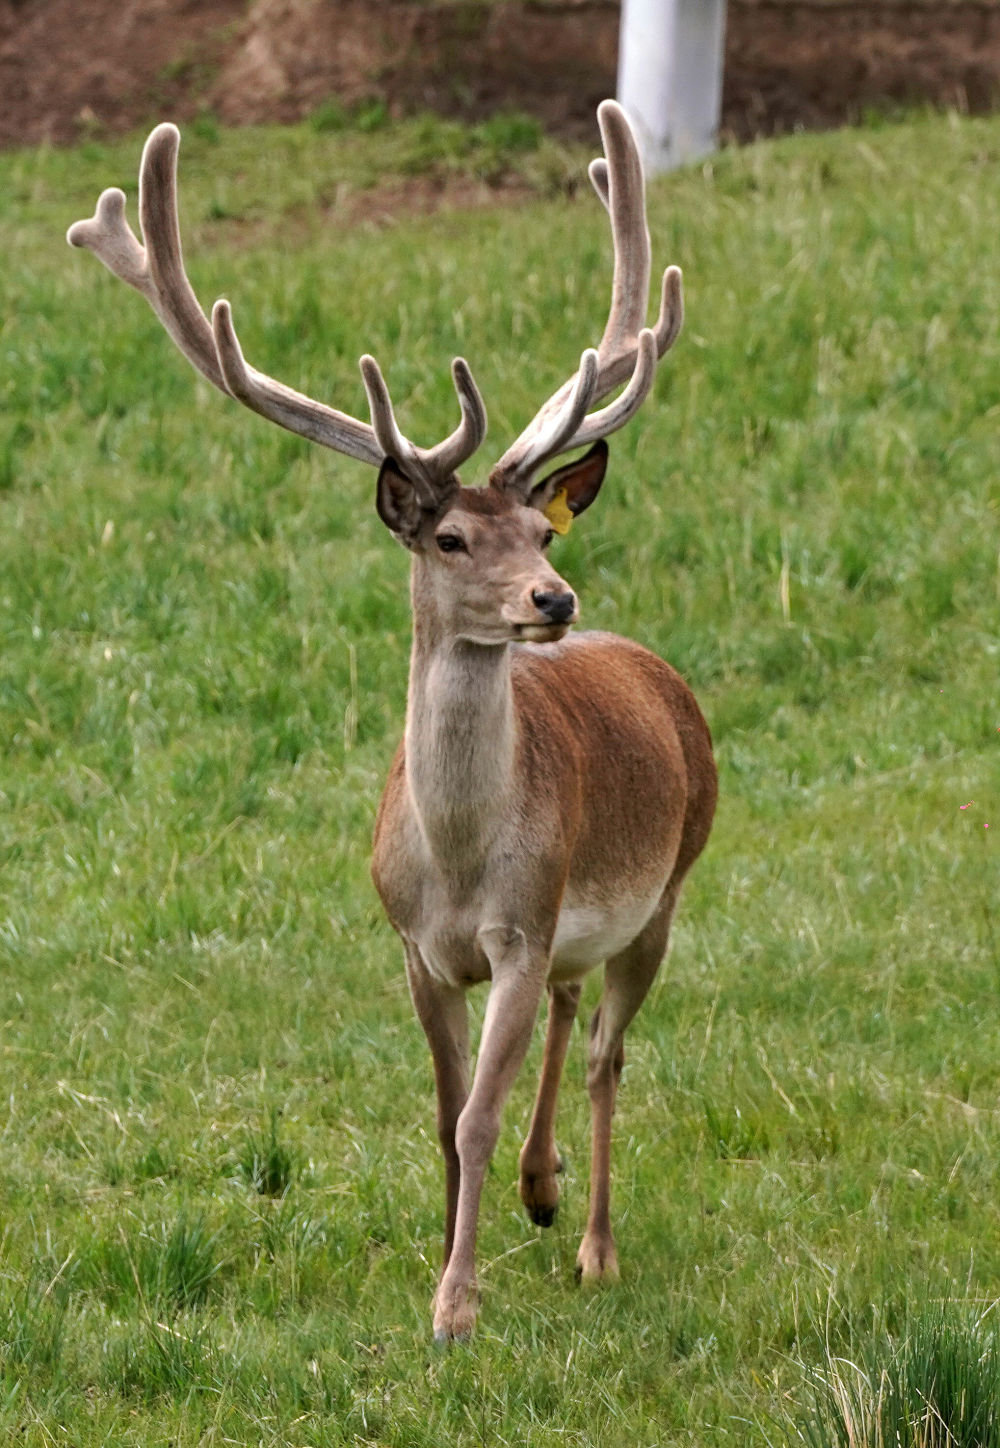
[360,354,420,471]
[510,350,600,484]
[67,124,228,392]
[359,354,488,503]
[589,163,684,369]
[654,265,685,357]
[138,125,231,393]
[593,98,651,367]
[66,188,145,293]
[565,329,656,452]
[491,100,682,494]
[69,123,487,492]
[588,157,610,210]
[427,358,489,481]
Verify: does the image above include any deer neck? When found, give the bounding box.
[404,585,517,875]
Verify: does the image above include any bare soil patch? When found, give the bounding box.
[725,2,1000,140]
[2,0,1000,152]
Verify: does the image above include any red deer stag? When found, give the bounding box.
[68,102,717,1341]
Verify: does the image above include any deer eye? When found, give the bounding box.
[436,534,465,554]
[541,529,555,549]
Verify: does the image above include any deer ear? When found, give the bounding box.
[376,456,424,546]
[528,440,608,529]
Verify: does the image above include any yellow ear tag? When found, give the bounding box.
[543,487,574,536]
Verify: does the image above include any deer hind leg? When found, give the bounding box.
[518,981,582,1227]
[577,884,680,1282]
[402,943,470,1273]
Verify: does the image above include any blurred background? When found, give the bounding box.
[3,0,1000,152]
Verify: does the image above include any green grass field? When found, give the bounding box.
[0,106,998,1444]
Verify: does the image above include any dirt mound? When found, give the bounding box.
[211,0,620,140]
[0,0,245,149]
[725,2,1000,140]
[2,0,1000,151]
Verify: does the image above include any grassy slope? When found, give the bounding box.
[0,110,998,1444]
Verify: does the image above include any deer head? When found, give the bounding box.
[67,102,682,643]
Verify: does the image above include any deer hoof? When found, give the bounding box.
[519,1170,561,1227]
[519,1149,565,1227]
[575,1233,619,1283]
[433,1276,478,1342]
[433,1326,470,1348]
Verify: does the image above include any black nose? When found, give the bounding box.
[531,589,576,624]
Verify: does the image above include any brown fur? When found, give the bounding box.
[370,482,716,1341]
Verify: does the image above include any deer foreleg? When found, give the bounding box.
[403,944,470,1271]
[519,981,581,1227]
[433,924,547,1341]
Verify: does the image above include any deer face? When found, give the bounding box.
[376,443,608,646]
[428,489,574,645]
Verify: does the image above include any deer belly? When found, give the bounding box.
[549,885,663,978]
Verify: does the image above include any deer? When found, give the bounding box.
[68,100,717,1341]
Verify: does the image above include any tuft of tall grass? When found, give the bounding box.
[0,1285,68,1375]
[234,1108,300,1197]
[788,1304,1000,1448]
[103,1317,226,1403]
[702,1094,771,1158]
[81,1215,225,1312]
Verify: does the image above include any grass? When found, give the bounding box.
[236,1108,302,1197]
[0,105,998,1443]
[785,1302,1000,1446]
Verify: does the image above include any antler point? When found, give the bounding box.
[141,123,180,174]
[588,158,610,209]
[597,99,635,150]
[147,121,181,149]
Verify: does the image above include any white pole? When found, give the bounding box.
[617,0,727,174]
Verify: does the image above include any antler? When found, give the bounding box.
[67,123,487,502]
[490,100,683,494]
